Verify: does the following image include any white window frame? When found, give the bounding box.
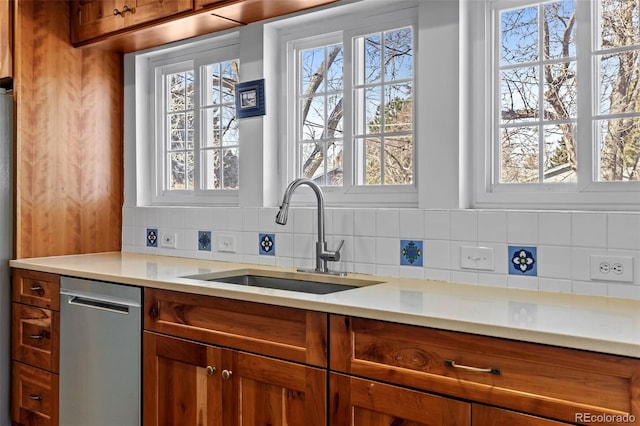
[146,33,241,206]
[469,0,640,210]
[279,3,419,207]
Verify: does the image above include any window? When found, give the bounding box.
[149,38,240,205]
[283,6,417,206]
[472,0,640,209]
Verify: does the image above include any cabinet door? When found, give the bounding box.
[223,351,326,426]
[330,373,470,426]
[125,0,192,27]
[72,0,125,42]
[0,0,12,82]
[12,361,59,426]
[143,332,223,426]
[472,404,570,426]
[12,304,59,373]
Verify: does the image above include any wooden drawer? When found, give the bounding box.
[11,361,59,426]
[330,373,470,426]
[12,269,60,310]
[144,288,328,367]
[330,315,640,425]
[472,404,571,426]
[12,304,59,373]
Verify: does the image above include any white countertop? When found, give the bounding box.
[10,252,640,358]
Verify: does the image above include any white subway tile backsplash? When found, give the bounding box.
[376,209,400,238]
[123,206,640,300]
[450,210,478,241]
[425,210,450,240]
[507,211,538,244]
[538,212,571,246]
[607,213,640,250]
[399,210,425,239]
[537,246,572,279]
[353,209,376,237]
[477,211,507,243]
[572,212,607,248]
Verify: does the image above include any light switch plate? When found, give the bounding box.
[217,235,236,253]
[460,246,494,271]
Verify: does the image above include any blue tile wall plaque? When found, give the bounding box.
[235,79,266,119]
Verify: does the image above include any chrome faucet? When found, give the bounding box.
[276,178,345,275]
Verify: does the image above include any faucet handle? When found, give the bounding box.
[320,239,345,263]
[335,239,345,254]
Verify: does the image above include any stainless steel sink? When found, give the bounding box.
[182,270,381,294]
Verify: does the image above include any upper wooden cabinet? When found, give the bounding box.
[71,0,193,43]
[0,0,13,85]
[70,0,338,53]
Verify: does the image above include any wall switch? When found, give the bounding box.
[160,233,177,248]
[460,246,494,271]
[217,235,236,252]
[590,255,634,283]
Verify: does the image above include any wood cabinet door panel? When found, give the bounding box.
[143,332,222,426]
[12,305,59,373]
[126,0,193,26]
[330,373,470,426]
[11,362,59,426]
[73,0,125,41]
[0,0,12,81]
[330,315,640,425]
[12,269,60,310]
[472,404,570,426]
[223,351,326,426]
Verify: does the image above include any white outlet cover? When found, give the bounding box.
[589,255,634,283]
[160,233,177,248]
[460,246,495,271]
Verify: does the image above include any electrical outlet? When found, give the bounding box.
[160,233,177,248]
[460,246,494,271]
[590,255,634,283]
[217,235,236,252]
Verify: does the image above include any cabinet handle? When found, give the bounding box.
[28,394,42,401]
[444,359,501,375]
[29,333,44,339]
[206,366,216,376]
[30,284,43,292]
[113,5,132,16]
[221,370,233,380]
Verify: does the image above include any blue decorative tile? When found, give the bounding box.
[400,240,423,267]
[509,246,537,276]
[146,228,158,247]
[198,231,212,251]
[259,233,275,256]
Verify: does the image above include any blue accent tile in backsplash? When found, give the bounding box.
[509,246,537,276]
[259,233,275,255]
[400,240,423,267]
[198,231,212,251]
[146,228,158,247]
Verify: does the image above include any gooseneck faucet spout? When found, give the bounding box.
[276,178,345,275]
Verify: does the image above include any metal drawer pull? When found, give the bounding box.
[444,359,501,375]
[28,394,42,401]
[29,333,44,339]
[206,366,216,376]
[221,370,233,380]
[30,285,43,291]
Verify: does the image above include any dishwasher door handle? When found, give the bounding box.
[61,289,141,315]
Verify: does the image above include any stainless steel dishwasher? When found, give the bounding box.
[60,277,141,426]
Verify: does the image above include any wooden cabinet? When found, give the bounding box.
[70,0,338,53]
[472,404,571,426]
[330,315,640,426]
[143,288,328,426]
[11,269,61,426]
[330,373,470,426]
[0,0,12,85]
[71,0,193,43]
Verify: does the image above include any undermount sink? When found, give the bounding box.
[182,270,381,295]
